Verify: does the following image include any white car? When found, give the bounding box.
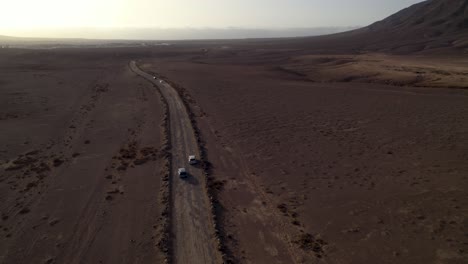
[178,168,187,178]
[188,155,197,165]
[153,76,157,79]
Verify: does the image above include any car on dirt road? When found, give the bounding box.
[178,168,187,178]
[188,155,197,165]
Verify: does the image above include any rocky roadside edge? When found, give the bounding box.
[153,72,234,263]
[129,63,173,264]
[156,91,173,264]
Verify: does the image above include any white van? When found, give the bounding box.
[188,155,197,165]
[178,168,187,178]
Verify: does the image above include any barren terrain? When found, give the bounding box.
[1,44,466,264]
[0,49,168,263]
[1,1,467,262]
[142,49,468,263]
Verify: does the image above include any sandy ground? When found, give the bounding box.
[142,51,468,264]
[0,43,467,264]
[281,54,468,88]
[0,49,167,263]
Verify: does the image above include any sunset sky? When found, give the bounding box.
[0,0,423,38]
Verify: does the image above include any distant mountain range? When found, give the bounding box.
[0,26,359,42]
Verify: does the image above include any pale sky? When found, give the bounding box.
[0,0,423,38]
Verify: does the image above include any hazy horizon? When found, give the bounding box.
[0,26,362,41]
[0,0,423,40]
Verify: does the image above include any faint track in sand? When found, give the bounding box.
[130,61,222,264]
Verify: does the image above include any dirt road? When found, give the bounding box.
[130,61,222,264]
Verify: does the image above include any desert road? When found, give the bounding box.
[129,61,222,264]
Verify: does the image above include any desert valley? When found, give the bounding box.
[0,0,467,263]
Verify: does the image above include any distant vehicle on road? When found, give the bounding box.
[178,168,187,178]
[159,80,163,83]
[188,155,197,165]
[153,76,157,79]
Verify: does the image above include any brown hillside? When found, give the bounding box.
[367,0,468,37]
[360,0,468,53]
[278,0,468,54]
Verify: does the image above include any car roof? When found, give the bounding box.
[189,155,196,159]
[178,168,186,171]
